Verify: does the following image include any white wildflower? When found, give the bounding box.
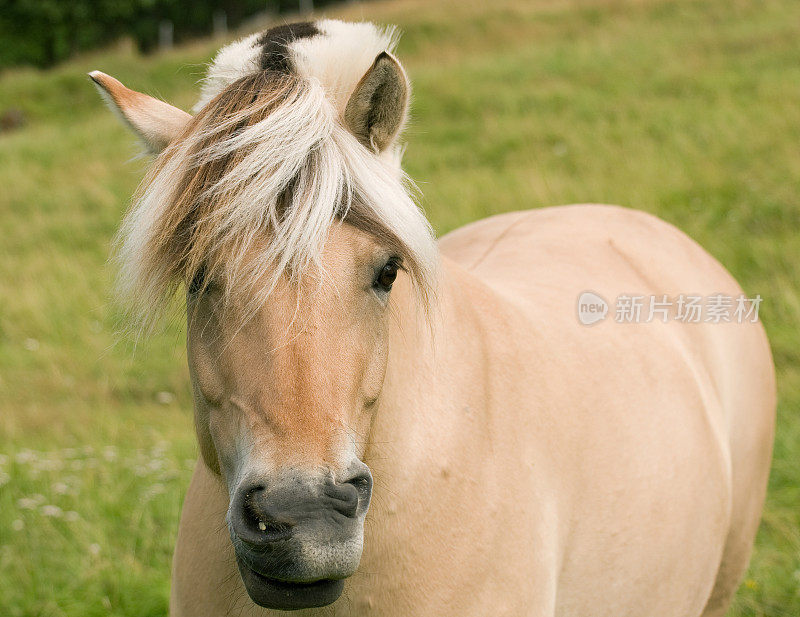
[41,505,63,518]
[17,497,40,509]
[145,484,166,499]
[64,511,80,522]
[0,472,9,487]
[36,459,64,472]
[11,519,24,531]
[89,543,101,556]
[52,482,69,495]
[23,338,40,351]
[15,450,36,464]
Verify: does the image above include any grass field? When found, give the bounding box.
[1,0,799,614]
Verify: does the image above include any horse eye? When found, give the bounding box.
[188,265,207,296]
[375,260,399,292]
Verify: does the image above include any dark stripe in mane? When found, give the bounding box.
[258,22,320,73]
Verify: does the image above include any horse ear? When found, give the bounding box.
[88,71,192,154]
[344,52,409,153]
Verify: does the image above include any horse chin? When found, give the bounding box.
[236,558,345,610]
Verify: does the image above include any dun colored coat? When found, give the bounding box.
[91,20,774,617]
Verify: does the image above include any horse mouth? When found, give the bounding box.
[237,559,345,610]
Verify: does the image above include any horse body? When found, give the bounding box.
[90,19,774,617]
[171,205,773,617]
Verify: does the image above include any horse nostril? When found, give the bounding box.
[332,482,360,518]
[325,471,372,519]
[348,472,372,503]
[234,486,295,545]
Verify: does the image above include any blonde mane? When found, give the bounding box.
[114,21,437,326]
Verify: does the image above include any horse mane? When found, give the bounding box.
[114,20,437,327]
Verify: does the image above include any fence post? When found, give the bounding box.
[158,20,174,51]
[213,10,228,38]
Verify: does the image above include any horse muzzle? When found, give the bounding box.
[228,463,373,610]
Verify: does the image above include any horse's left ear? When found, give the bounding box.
[88,71,192,154]
[344,52,409,153]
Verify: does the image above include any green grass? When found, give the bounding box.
[1,0,799,614]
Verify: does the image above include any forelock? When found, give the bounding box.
[114,64,437,329]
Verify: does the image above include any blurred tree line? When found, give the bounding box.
[0,0,344,69]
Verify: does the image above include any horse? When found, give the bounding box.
[90,19,775,617]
